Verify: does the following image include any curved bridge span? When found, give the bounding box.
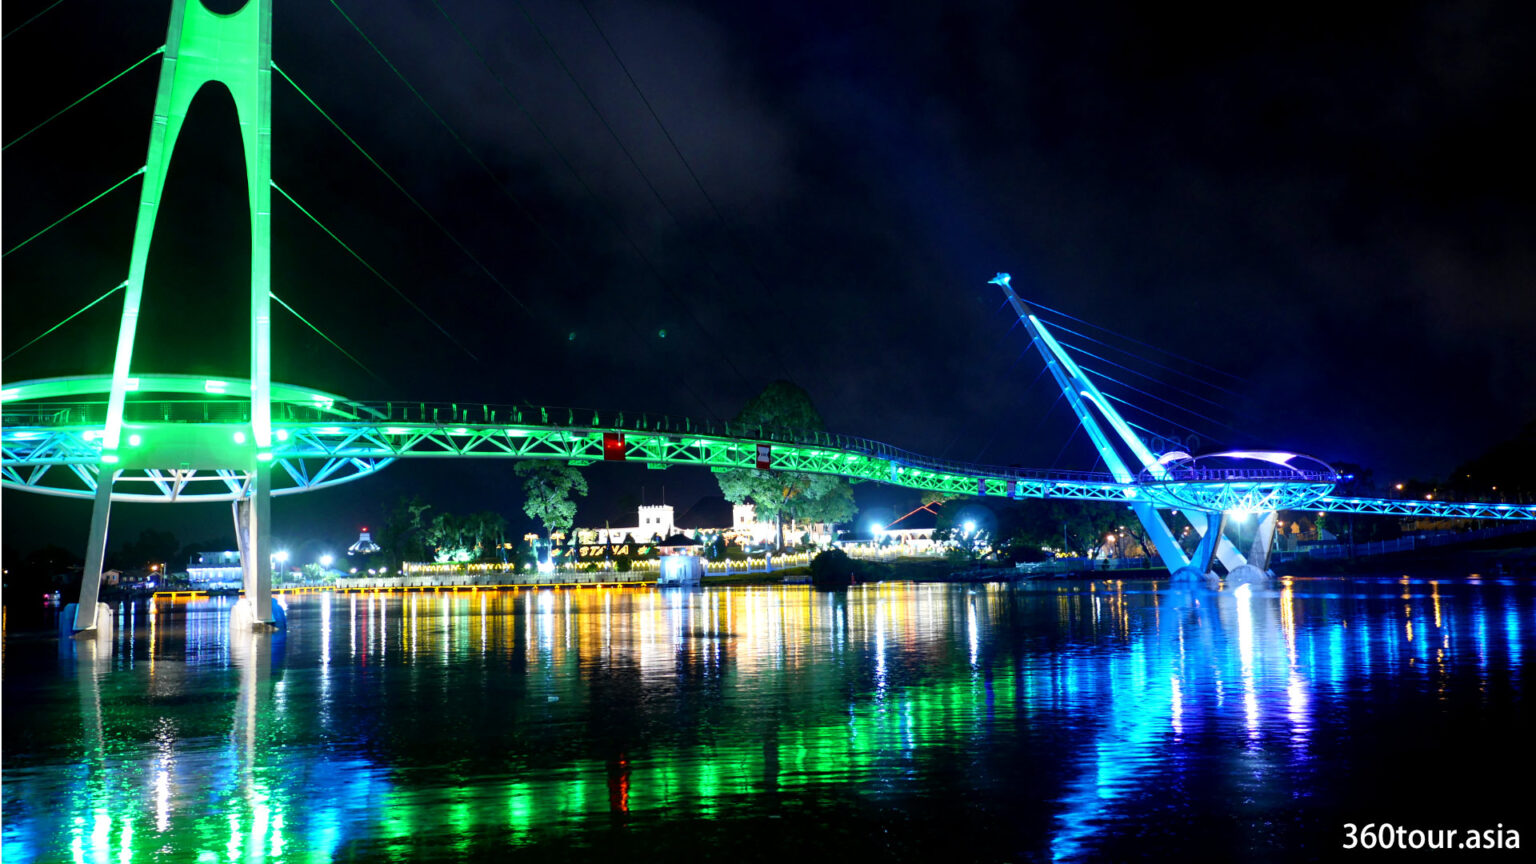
[3,374,1335,515]
[6,374,1532,525]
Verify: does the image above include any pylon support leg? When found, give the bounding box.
[231,465,277,630]
[1246,511,1277,573]
[1189,511,1226,574]
[1130,502,1191,574]
[72,470,117,633]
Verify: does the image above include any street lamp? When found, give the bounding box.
[319,554,333,568]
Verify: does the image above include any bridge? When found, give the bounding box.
[4,0,1531,634]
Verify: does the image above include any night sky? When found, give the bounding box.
[4,0,1534,559]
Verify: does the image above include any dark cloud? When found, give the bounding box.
[4,0,1533,556]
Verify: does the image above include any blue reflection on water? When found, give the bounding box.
[2,575,1529,862]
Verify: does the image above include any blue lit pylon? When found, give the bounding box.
[75,0,276,632]
[990,273,1246,576]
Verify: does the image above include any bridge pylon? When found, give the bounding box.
[990,273,1264,582]
[73,0,278,633]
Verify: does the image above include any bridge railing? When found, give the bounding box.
[1152,467,1339,483]
[341,400,1125,486]
[4,396,1127,486]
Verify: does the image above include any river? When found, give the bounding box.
[2,574,1529,861]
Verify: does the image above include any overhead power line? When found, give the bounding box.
[425,0,752,399]
[300,4,728,418]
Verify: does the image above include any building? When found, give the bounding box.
[187,550,242,587]
[570,500,833,555]
[874,503,940,553]
[348,528,381,556]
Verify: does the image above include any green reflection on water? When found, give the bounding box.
[3,577,1527,861]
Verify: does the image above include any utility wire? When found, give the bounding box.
[3,0,65,40]
[3,166,143,258]
[578,0,840,388]
[271,180,480,362]
[4,46,163,151]
[270,292,385,384]
[426,0,751,397]
[297,7,725,419]
[516,0,792,382]
[3,281,124,362]
[271,62,531,316]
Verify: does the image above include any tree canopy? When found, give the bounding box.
[715,381,857,546]
[516,460,589,535]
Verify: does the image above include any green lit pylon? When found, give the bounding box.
[77,0,276,631]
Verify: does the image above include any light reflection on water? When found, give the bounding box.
[2,575,1530,862]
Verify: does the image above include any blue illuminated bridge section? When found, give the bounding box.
[2,374,1532,521]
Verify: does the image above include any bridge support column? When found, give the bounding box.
[1226,511,1277,588]
[71,469,118,634]
[1172,512,1225,589]
[231,466,279,631]
[1130,502,1191,575]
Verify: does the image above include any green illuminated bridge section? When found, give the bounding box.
[3,374,1533,521]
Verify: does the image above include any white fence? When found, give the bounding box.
[1272,523,1532,563]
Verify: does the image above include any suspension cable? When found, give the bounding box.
[269,292,384,384]
[1055,337,1228,409]
[270,179,480,362]
[3,280,125,363]
[3,166,143,259]
[1040,316,1242,397]
[270,62,531,316]
[1076,362,1236,433]
[3,0,66,40]
[1025,296,1248,383]
[577,0,822,385]
[4,46,164,151]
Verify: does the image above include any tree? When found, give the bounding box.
[1048,501,1119,559]
[111,529,179,571]
[379,495,433,568]
[810,548,857,588]
[920,490,958,508]
[516,460,588,536]
[716,381,857,548]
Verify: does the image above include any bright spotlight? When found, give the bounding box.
[963,520,976,534]
[319,554,333,568]
[273,550,289,563]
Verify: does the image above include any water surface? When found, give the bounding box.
[3,575,1530,861]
